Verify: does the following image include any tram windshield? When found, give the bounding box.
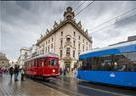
[79,52,136,72]
[49,58,58,66]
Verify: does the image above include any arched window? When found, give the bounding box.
[66,37,70,42]
[61,39,63,47]
[79,36,80,40]
[73,40,75,47]
[73,50,75,58]
[60,50,63,57]
[78,43,80,50]
[61,31,63,36]
[74,32,75,36]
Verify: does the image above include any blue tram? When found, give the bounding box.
[77,41,136,88]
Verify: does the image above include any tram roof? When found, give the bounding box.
[25,53,59,62]
[80,40,136,59]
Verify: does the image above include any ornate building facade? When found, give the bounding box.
[18,45,38,66]
[18,47,30,67]
[0,52,10,68]
[36,7,92,70]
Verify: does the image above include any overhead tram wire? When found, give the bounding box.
[75,1,95,17]
[74,1,86,12]
[91,14,136,34]
[90,7,136,32]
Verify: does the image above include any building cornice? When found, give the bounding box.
[36,19,92,46]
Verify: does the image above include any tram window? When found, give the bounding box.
[78,61,83,69]
[44,58,47,66]
[39,58,45,67]
[37,59,40,67]
[79,52,136,71]
[112,52,136,72]
[34,59,37,67]
[79,58,91,70]
[49,58,58,66]
[32,60,34,67]
[81,60,87,70]
[41,61,44,67]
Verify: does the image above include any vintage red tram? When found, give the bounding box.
[24,53,60,78]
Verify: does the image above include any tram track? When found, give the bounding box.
[57,77,136,96]
[49,77,131,96]
[34,78,86,96]
[32,77,134,96]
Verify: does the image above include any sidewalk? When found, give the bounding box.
[0,74,68,96]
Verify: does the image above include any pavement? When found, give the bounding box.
[1,73,135,96]
[0,73,68,96]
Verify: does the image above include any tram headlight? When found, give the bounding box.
[52,69,55,72]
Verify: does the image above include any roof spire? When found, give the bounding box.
[63,7,75,20]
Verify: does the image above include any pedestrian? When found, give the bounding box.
[0,67,2,77]
[14,65,19,81]
[60,68,63,75]
[20,67,25,81]
[63,68,67,76]
[73,68,77,78]
[9,66,14,79]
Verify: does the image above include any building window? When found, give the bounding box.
[78,43,80,50]
[46,47,47,52]
[74,31,75,36]
[86,42,88,45]
[61,39,63,47]
[86,47,88,51]
[89,44,91,49]
[73,50,75,58]
[66,48,70,56]
[51,44,53,49]
[61,31,63,36]
[66,37,70,42]
[83,45,84,52]
[52,38,53,42]
[83,39,84,43]
[73,40,75,47]
[48,45,50,52]
[60,50,63,57]
[48,40,50,43]
[78,50,80,56]
[79,36,80,40]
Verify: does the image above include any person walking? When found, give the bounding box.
[14,65,19,81]
[9,66,14,79]
[0,67,2,77]
[63,68,67,76]
[20,67,25,81]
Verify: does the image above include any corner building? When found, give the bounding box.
[36,7,92,71]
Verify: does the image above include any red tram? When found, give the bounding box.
[24,53,60,79]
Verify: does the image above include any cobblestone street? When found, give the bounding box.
[0,74,68,96]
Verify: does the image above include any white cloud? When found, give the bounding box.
[0,1,136,61]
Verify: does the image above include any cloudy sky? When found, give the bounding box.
[0,1,136,61]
